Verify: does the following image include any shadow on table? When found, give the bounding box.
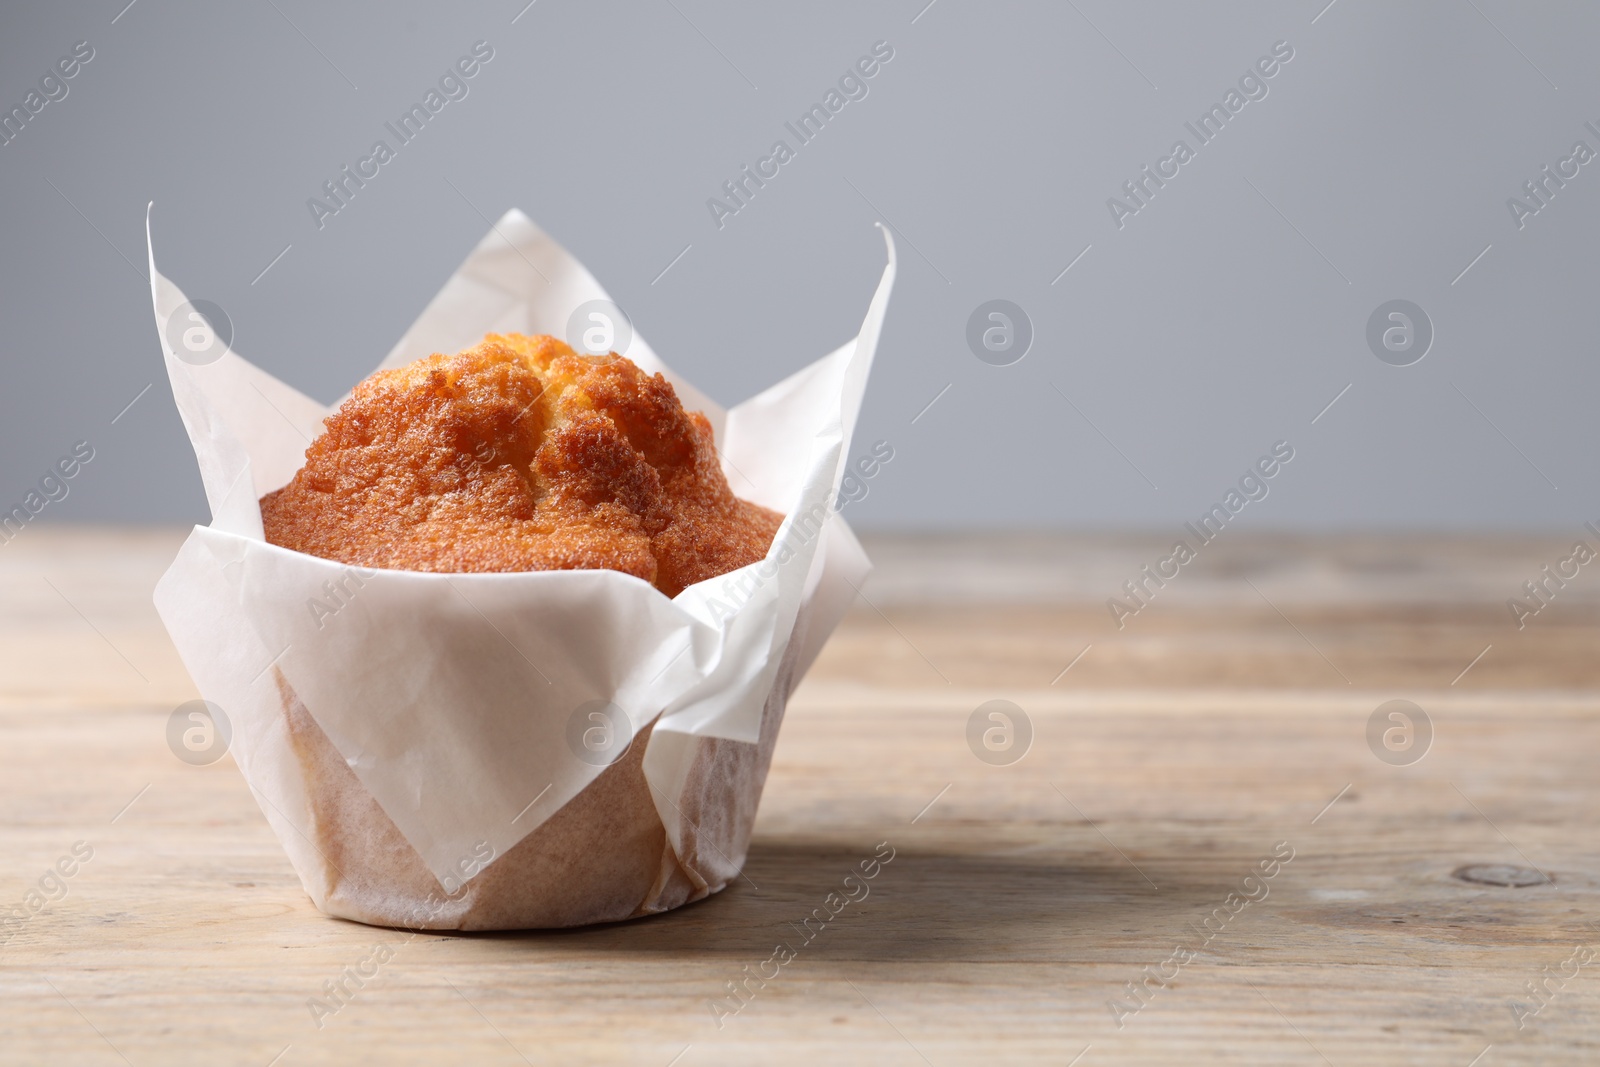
[459,837,1239,961]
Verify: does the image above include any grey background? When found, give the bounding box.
[2,0,1596,532]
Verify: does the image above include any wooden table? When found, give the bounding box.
[3,528,1597,1065]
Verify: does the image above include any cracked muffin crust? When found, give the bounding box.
[260,333,781,597]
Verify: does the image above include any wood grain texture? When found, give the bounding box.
[2,527,1598,1065]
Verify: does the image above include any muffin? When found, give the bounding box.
[151,207,891,931]
[260,332,782,596]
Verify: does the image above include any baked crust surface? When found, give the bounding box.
[261,334,781,597]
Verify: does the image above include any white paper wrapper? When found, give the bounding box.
[149,207,895,928]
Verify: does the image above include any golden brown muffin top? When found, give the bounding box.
[260,333,781,597]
